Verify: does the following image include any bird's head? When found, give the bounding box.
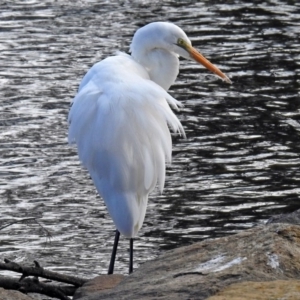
[130,22,232,84]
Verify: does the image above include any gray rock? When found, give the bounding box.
[73,274,124,299]
[206,279,300,300]
[76,223,300,300]
[267,208,300,225]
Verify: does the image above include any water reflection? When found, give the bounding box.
[0,0,299,276]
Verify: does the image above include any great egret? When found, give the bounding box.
[68,22,231,275]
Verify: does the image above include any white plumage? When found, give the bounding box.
[68,22,231,272]
[69,52,184,237]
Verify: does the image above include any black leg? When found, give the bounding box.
[129,238,133,274]
[108,229,120,275]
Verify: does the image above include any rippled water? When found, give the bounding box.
[0,0,300,276]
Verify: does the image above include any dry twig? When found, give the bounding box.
[0,259,90,300]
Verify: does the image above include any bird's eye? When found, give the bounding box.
[177,38,186,47]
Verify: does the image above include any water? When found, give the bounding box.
[0,0,300,277]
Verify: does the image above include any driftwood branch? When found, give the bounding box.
[0,259,91,299]
[0,259,89,286]
[0,275,75,300]
[0,219,92,299]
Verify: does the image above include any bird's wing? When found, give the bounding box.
[68,54,185,236]
[69,54,184,194]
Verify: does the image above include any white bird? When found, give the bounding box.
[68,22,231,274]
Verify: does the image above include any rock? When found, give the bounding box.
[267,208,300,225]
[206,280,300,300]
[76,223,300,300]
[0,287,33,300]
[73,274,125,299]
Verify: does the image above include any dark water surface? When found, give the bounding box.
[0,1,300,276]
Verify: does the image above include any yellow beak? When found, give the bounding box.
[187,45,232,84]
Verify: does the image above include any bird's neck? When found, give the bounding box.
[133,49,179,91]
